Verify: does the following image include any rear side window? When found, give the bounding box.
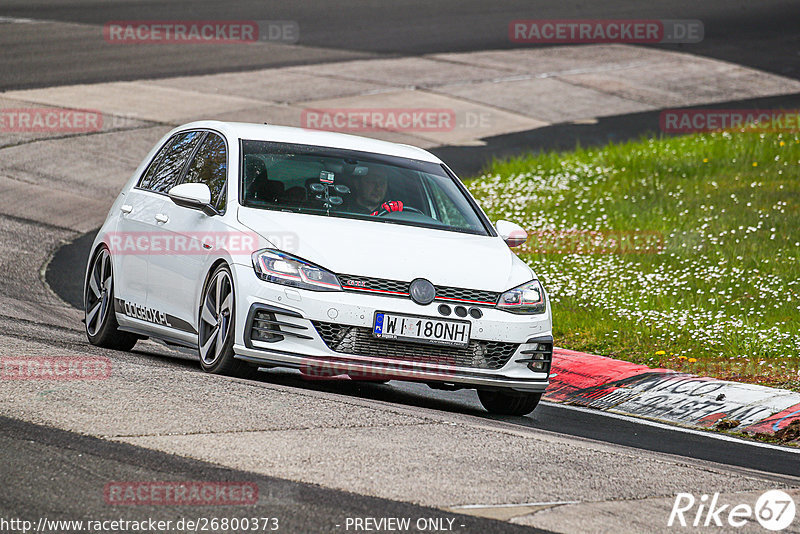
[138,131,203,193]
[182,133,228,210]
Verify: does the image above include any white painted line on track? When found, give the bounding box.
[541,401,800,454]
[0,17,48,24]
[452,501,580,509]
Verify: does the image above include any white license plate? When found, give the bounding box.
[373,312,471,348]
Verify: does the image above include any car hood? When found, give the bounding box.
[237,207,533,292]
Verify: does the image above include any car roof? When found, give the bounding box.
[175,120,444,164]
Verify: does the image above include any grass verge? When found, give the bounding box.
[468,130,800,391]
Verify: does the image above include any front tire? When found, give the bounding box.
[477,390,542,416]
[197,264,253,377]
[84,246,138,351]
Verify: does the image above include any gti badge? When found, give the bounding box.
[409,278,435,305]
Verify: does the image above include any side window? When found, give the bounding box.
[137,138,172,190]
[140,131,203,194]
[425,175,469,228]
[182,133,228,209]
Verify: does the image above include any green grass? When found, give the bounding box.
[467,131,800,390]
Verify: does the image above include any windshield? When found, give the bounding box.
[239,140,489,235]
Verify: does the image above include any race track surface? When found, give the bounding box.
[2,3,799,532]
[0,0,798,90]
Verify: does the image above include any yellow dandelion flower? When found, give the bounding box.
[780,141,786,147]
[688,358,697,363]
[655,350,666,355]
[702,158,709,163]
[752,162,758,167]
[678,356,688,360]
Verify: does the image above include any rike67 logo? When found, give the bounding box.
[669,490,796,531]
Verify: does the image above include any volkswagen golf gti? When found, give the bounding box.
[84,121,553,415]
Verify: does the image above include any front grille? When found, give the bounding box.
[312,321,518,370]
[338,274,500,306]
[436,286,499,305]
[339,275,408,295]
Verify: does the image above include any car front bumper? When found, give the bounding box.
[230,263,552,393]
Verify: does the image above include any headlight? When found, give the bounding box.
[252,249,341,291]
[496,280,546,314]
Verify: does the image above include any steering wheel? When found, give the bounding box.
[375,205,424,217]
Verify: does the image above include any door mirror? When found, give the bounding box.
[168,183,215,215]
[496,220,528,247]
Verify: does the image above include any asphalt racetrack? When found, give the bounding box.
[2,2,800,532]
[0,0,798,90]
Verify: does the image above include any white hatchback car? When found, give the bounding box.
[84,121,552,415]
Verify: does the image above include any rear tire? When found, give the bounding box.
[84,246,138,351]
[477,390,542,416]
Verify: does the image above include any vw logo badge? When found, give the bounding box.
[409,278,436,305]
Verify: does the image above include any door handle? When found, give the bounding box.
[154,213,169,223]
[120,204,133,214]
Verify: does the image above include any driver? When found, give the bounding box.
[351,167,404,216]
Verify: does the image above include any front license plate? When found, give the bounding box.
[373,312,471,348]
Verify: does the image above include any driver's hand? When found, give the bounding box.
[371,200,403,216]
